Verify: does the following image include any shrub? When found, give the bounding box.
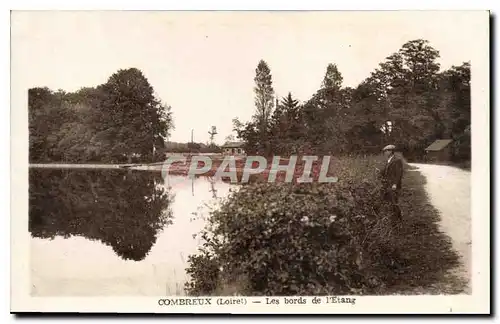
[184,156,460,295]
[185,157,400,295]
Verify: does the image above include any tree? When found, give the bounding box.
[438,62,471,161]
[345,81,387,153]
[28,68,173,164]
[269,92,305,155]
[234,121,260,155]
[321,63,343,92]
[229,40,470,162]
[96,68,173,162]
[208,126,218,145]
[253,60,275,155]
[29,87,55,162]
[303,63,349,154]
[359,39,443,159]
[397,40,442,140]
[28,88,77,162]
[439,62,470,136]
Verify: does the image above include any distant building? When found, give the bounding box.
[221,141,246,156]
[424,139,453,162]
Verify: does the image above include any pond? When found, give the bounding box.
[29,168,235,296]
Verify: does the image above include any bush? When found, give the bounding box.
[185,157,401,295]
[184,156,460,295]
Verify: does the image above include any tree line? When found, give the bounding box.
[233,39,471,162]
[29,39,470,164]
[29,68,173,163]
[162,141,222,154]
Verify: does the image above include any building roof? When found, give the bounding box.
[222,141,245,148]
[425,139,453,151]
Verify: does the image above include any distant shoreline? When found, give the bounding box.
[29,163,123,169]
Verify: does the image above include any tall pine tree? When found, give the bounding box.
[253,60,275,156]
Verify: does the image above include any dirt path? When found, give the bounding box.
[409,163,471,294]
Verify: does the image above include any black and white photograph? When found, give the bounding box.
[10,9,490,314]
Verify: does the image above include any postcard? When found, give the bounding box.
[10,10,490,314]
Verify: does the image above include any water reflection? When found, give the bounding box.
[29,169,173,261]
[29,169,234,296]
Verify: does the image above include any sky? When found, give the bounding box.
[12,11,479,144]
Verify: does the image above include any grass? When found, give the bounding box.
[377,165,464,294]
[448,160,471,171]
[327,155,464,294]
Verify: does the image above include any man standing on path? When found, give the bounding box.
[381,144,403,221]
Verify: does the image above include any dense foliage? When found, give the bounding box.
[185,156,460,295]
[29,68,174,164]
[234,39,470,162]
[162,141,222,154]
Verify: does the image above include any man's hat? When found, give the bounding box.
[382,144,396,152]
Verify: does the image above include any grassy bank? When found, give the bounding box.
[376,165,463,294]
[183,156,460,295]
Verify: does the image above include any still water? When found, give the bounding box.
[29,169,234,296]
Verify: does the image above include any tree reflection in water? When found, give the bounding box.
[29,169,174,261]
